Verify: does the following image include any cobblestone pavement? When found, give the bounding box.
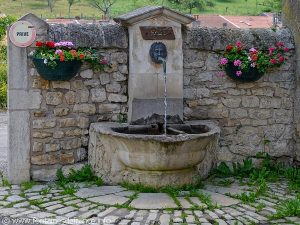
[0,113,299,224]
[0,179,298,224]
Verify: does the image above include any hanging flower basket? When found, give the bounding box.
[29,41,109,81]
[219,41,289,83]
[225,62,264,82]
[32,58,82,81]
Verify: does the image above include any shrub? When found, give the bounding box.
[0,16,16,40]
[0,46,7,108]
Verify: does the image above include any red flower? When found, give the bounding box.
[276,42,284,47]
[226,45,233,51]
[101,58,107,65]
[60,55,65,62]
[284,47,289,52]
[35,41,43,47]
[279,56,285,63]
[46,41,55,48]
[270,58,277,64]
[79,54,85,59]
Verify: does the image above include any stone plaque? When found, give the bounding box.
[9,21,36,47]
[140,26,175,40]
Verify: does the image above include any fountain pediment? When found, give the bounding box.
[114,6,195,26]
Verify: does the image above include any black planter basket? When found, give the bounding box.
[32,58,82,81]
[225,62,264,82]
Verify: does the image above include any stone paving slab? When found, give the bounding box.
[200,190,240,206]
[205,184,246,195]
[130,193,177,209]
[88,194,129,205]
[75,186,126,198]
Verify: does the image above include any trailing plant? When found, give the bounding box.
[29,41,108,70]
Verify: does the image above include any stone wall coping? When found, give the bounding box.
[185,27,295,51]
[49,23,128,48]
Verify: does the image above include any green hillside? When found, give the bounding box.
[0,0,280,19]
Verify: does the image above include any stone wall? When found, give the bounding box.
[283,0,300,163]
[8,14,298,183]
[25,21,129,181]
[182,28,296,164]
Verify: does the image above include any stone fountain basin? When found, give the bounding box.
[90,120,220,172]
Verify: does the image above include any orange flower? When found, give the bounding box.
[251,53,258,62]
[60,55,65,62]
[70,50,77,57]
[79,53,85,59]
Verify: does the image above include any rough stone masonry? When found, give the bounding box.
[8,10,298,183]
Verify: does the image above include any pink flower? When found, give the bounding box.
[220,58,228,65]
[284,47,289,52]
[101,58,107,65]
[55,49,63,55]
[279,56,285,63]
[234,59,242,67]
[236,71,242,76]
[276,42,284,47]
[268,47,276,55]
[249,48,257,53]
[270,58,277,64]
[236,41,242,47]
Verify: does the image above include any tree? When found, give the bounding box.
[47,0,56,13]
[168,0,206,14]
[87,0,117,19]
[183,0,206,14]
[67,0,80,15]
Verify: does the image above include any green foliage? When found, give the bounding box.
[0,0,283,19]
[263,0,282,12]
[0,44,7,108]
[0,172,11,188]
[121,182,158,193]
[40,187,51,195]
[29,199,43,206]
[56,165,103,187]
[234,181,267,203]
[214,159,255,178]
[0,16,16,40]
[216,178,234,187]
[21,181,37,191]
[255,203,266,212]
[271,194,300,219]
[60,183,79,195]
[215,154,300,192]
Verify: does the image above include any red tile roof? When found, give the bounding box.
[193,14,274,28]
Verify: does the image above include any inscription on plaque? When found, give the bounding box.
[140,26,175,40]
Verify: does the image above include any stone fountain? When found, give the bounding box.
[88,6,220,188]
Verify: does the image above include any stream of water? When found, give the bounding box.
[160,58,167,136]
